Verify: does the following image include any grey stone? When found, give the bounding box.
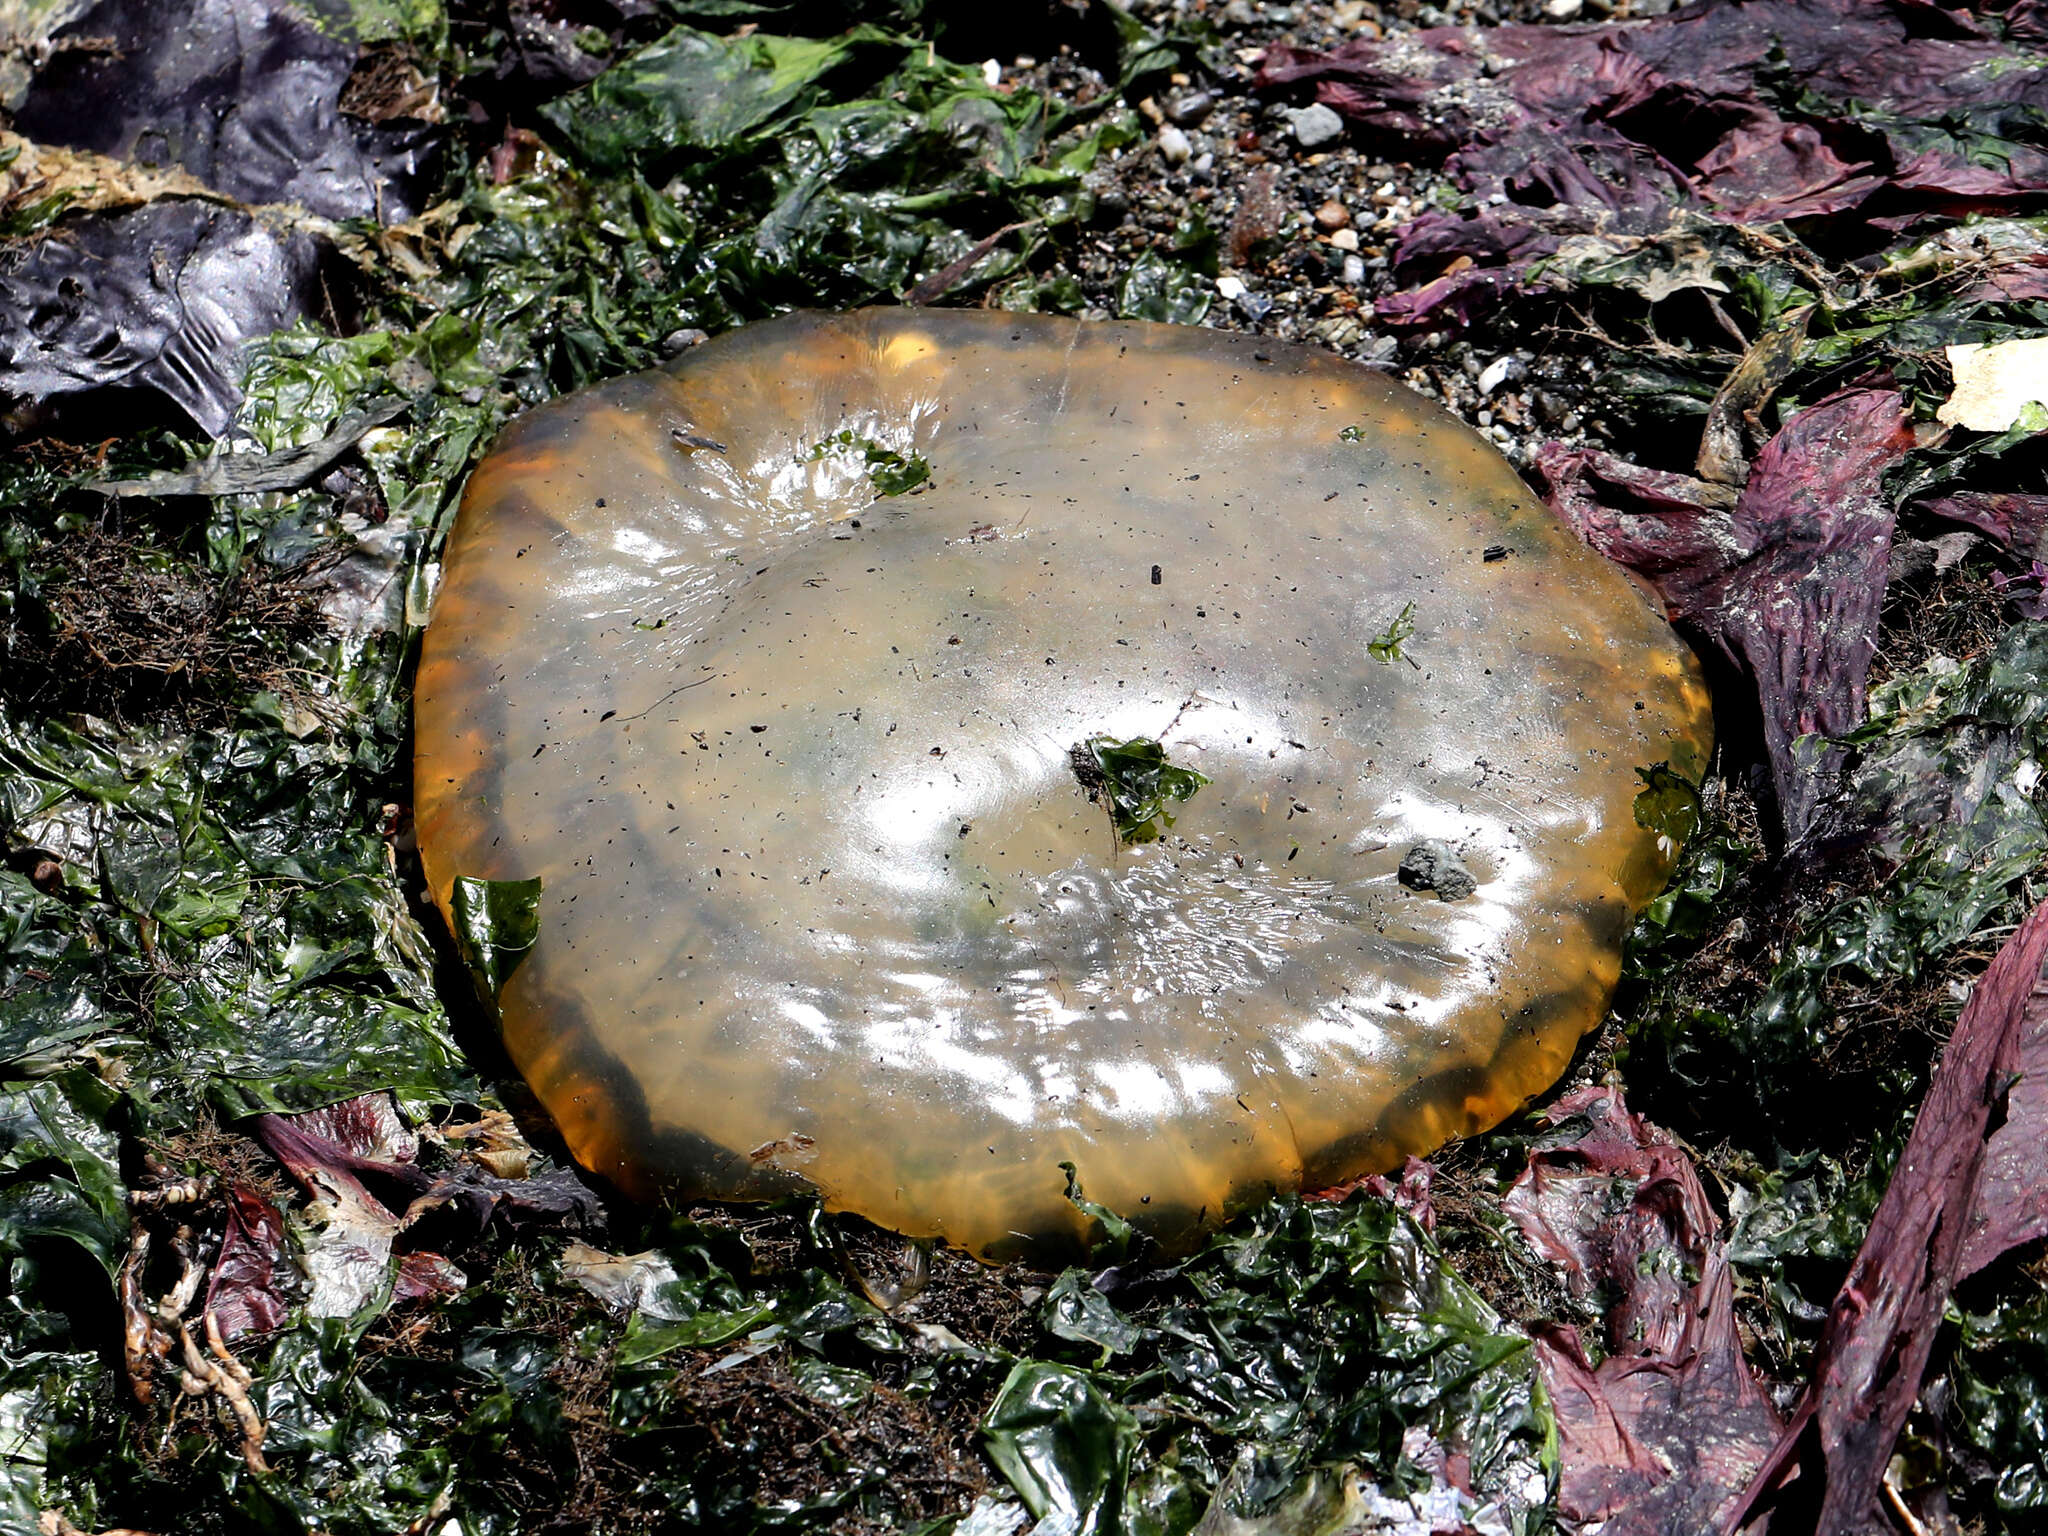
[1476,355,1524,396]
[1398,840,1478,901]
[1289,103,1345,151]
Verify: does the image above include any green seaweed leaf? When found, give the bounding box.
[1367,601,1417,664]
[983,1361,1136,1536]
[617,1303,780,1364]
[1115,249,1212,325]
[1061,1160,1136,1263]
[543,25,895,170]
[0,1070,127,1276]
[1632,762,1703,845]
[1954,1287,2048,1511]
[863,441,931,496]
[805,429,932,495]
[449,875,543,1002]
[1043,1271,1145,1361]
[1076,737,1210,846]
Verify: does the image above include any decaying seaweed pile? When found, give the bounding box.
[5,0,2048,1531]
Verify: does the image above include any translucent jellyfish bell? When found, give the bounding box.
[413,309,1712,1260]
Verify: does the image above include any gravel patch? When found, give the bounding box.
[996,0,1637,477]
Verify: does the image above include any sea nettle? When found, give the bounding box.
[414,309,1711,1260]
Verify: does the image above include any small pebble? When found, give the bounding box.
[1314,199,1352,231]
[1216,274,1248,301]
[1341,253,1366,285]
[1289,104,1345,151]
[1168,90,1216,127]
[1399,841,1478,902]
[1329,227,1360,252]
[1476,356,1524,396]
[660,328,710,355]
[1157,124,1192,164]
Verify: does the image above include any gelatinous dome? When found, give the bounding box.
[414,309,1711,1260]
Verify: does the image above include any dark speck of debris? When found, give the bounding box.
[1151,565,1163,585]
[1070,743,1107,798]
[1398,840,1477,901]
[1483,545,1511,562]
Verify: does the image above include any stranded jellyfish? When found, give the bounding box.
[413,309,1711,1260]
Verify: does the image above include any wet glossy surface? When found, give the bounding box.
[414,310,1712,1260]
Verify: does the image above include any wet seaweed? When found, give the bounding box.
[3,0,2048,1530]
